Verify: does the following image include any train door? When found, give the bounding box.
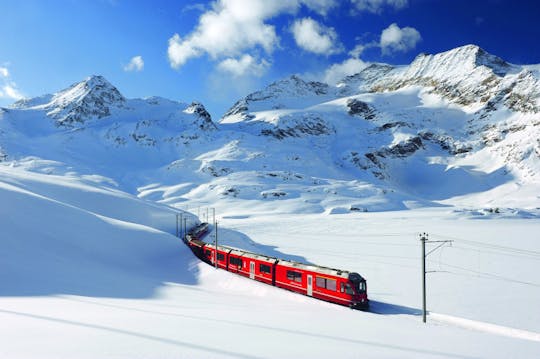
[250,261,255,279]
[307,275,313,296]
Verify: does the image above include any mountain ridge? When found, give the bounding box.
[1,44,539,215]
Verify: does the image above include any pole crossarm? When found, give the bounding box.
[426,240,453,257]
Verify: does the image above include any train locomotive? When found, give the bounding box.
[185,223,369,310]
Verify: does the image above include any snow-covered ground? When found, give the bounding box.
[1,161,539,358]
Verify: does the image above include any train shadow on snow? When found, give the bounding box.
[368,300,422,316]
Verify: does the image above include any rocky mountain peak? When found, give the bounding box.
[406,44,512,80]
[337,63,395,95]
[222,75,330,121]
[52,75,125,108]
[184,102,216,131]
[44,75,126,127]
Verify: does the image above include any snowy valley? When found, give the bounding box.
[1,45,540,358]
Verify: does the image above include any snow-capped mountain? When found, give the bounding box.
[217,45,540,212]
[1,45,539,215]
[13,75,126,127]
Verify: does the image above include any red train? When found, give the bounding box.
[186,223,369,310]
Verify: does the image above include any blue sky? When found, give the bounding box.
[1,0,539,118]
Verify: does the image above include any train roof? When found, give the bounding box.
[277,259,360,280]
[228,249,278,263]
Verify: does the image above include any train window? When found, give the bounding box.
[327,279,337,291]
[229,257,242,267]
[217,253,225,261]
[287,270,302,283]
[259,264,271,274]
[316,277,337,291]
[205,250,211,256]
[340,282,354,295]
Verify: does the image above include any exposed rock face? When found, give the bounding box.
[346,99,376,119]
[260,114,334,139]
[184,102,217,131]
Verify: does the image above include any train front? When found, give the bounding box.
[348,272,369,310]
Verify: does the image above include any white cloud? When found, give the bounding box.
[0,66,24,102]
[182,3,207,13]
[1,83,24,100]
[323,57,368,84]
[167,0,299,69]
[167,0,342,70]
[349,44,366,58]
[123,55,144,72]
[217,54,270,77]
[302,0,338,15]
[351,0,408,13]
[380,23,421,54]
[291,17,342,55]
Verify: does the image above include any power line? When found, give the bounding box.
[430,233,540,258]
[451,245,540,261]
[432,260,540,288]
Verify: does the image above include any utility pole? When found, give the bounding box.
[179,213,183,241]
[215,221,218,269]
[420,232,453,323]
[183,217,187,241]
[420,232,428,323]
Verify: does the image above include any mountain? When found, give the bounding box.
[12,75,126,127]
[1,45,539,216]
[1,76,218,194]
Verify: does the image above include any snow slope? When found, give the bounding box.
[1,161,540,358]
[1,163,539,357]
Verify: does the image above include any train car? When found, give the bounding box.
[230,251,278,284]
[201,244,230,269]
[187,238,206,258]
[275,260,369,310]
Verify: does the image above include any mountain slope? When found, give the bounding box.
[1,45,539,215]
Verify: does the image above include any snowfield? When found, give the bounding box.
[1,45,540,358]
[1,160,539,358]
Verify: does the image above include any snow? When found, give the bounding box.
[1,45,540,358]
[1,161,540,358]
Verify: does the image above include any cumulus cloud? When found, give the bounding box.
[351,0,408,13]
[123,55,144,72]
[380,23,421,54]
[217,54,270,77]
[291,17,342,55]
[0,66,24,102]
[168,0,342,71]
[1,84,24,100]
[167,0,298,69]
